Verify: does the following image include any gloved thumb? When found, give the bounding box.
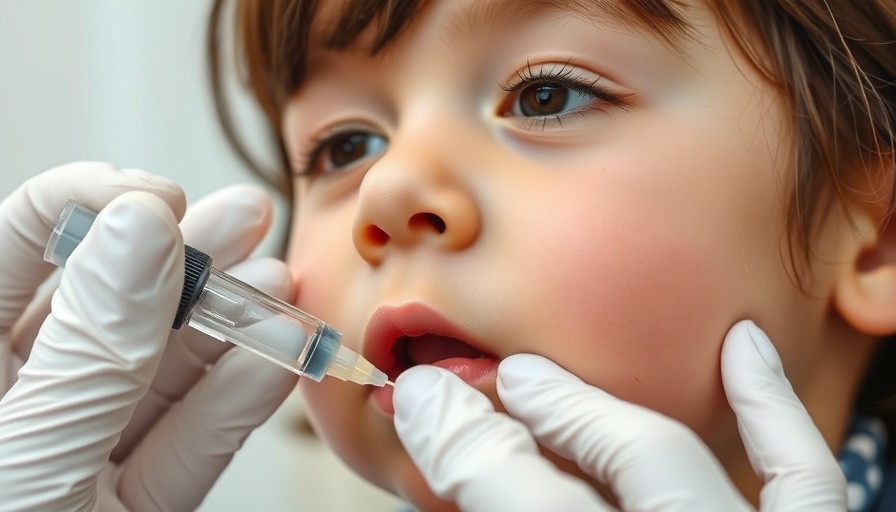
[114,257,299,512]
[0,192,182,510]
[721,320,847,511]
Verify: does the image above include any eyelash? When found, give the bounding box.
[292,63,628,175]
[292,131,332,177]
[292,126,377,177]
[499,61,627,130]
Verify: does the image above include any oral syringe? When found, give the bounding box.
[44,199,390,387]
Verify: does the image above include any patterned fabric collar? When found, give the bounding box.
[840,415,888,512]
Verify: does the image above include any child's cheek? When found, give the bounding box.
[493,190,770,439]
[287,206,359,324]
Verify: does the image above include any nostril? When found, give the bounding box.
[365,225,389,246]
[409,212,446,234]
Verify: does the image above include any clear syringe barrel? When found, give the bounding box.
[44,199,388,387]
[189,266,373,383]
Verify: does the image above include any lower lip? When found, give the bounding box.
[371,357,499,416]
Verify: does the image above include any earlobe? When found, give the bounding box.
[834,208,896,336]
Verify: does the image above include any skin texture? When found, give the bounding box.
[282,0,881,509]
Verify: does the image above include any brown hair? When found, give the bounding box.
[206,0,896,450]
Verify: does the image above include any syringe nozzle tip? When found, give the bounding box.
[326,345,391,386]
[362,367,389,387]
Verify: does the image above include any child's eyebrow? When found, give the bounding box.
[446,0,693,48]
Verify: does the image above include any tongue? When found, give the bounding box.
[405,334,485,365]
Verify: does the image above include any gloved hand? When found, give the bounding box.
[393,320,847,511]
[0,162,299,511]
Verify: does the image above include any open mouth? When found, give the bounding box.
[363,304,500,415]
[390,334,490,381]
[364,303,497,383]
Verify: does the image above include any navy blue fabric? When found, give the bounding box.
[841,416,888,511]
[873,461,896,511]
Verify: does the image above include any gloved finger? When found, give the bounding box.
[149,184,275,377]
[498,354,753,512]
[179,183,273,266]
[112,257,294,460]
[2,283,52,396]
[3,275,53,396]
[110,184,279,460]
[8,275,54,363]
[0,162,185,333]
[394,366,607,512]
[5,179,263,371]
[3,175,232,386]
[164,183,277,368]
[116,342,299,512]
[0,192,183,510]
[721,320,847,511]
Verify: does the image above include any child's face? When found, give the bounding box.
[283,0,847,508]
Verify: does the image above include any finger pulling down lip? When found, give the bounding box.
[373,357,499,415]
[363,303,499,415]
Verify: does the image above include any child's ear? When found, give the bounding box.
[834,168,896,336]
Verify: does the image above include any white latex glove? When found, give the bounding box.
[0,162,299,511]
[394,320,847,511]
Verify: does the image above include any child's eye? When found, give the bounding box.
[512,82,595,117]
[325,132,387,169]
[500,62,628,130]
[298,130,388,176]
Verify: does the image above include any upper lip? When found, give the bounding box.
[363,302,490,380]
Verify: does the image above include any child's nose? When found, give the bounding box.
[351,158,481,265]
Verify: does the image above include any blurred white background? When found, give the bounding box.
[0,1,403,511]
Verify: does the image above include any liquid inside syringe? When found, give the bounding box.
[45,199,391,387]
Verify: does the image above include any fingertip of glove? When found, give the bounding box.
[195,184,272,228]
[497,354,579,392]
[395,365,445,394]
[120,168,186,201]
[22,162,186,225]
[211,183,271,205]
[226,258,295,302]
[721,321,792,404]
[723,320,786,380]
[77,191,184,298]
[104,191,183,239]
[64,162,185,214]
[119,168,186,217]
[180,184,273,261]
[393,366,464,415]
